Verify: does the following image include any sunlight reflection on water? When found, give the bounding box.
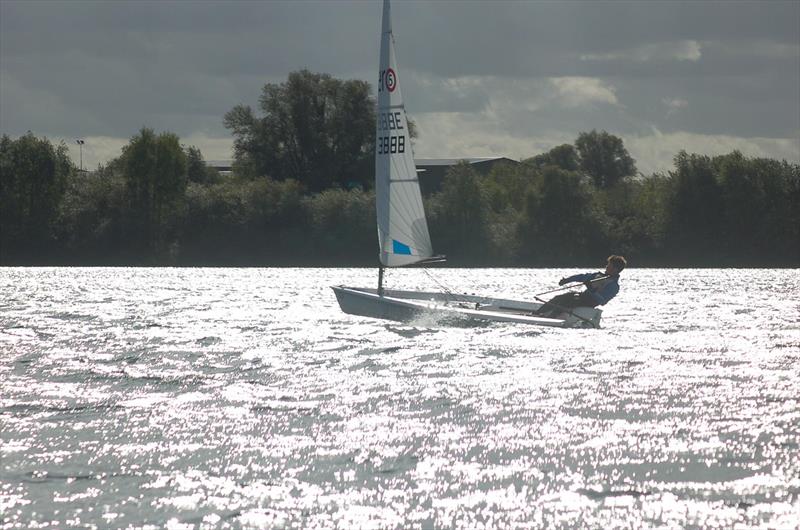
[1,267,799,528]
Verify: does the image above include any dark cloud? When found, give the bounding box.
[1,0,797,167]
[0,1,377,138]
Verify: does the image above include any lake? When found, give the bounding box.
[1,267,798,528]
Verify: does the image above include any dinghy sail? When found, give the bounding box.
[376,0,434,268]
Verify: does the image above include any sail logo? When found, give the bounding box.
[379,68,397,93]
[385,69,397,92]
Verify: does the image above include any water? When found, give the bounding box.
[1,267,798,529]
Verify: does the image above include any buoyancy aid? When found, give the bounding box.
[563,272,620,305]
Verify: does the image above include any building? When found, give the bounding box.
[415,157,519,195]
[205,160,233,177]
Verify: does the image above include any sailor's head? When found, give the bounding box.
[605,255,626,275]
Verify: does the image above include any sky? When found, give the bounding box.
[1,0,798,174]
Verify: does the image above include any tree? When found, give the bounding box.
[480,162,535,263]
[304,188,375,263]
[591,176,670,262]
[664,151,724,262]
[180,176,307,264]
[575,130,636,188]
[516,166,598,264]
[0,133,72,262]
[119,128,187,254]
[224,70,375,191]
[186,146,218,184]
[57,163,127,262]
[483,161,532,213]
[713,152,798,264]
[526,143,579,172]
[427,162,491,263]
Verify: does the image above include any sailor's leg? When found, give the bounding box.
[577,291,599,308]
[536,293,580,317]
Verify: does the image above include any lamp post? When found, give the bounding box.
[76,139,85,172]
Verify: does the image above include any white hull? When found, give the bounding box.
[332,286,602,328]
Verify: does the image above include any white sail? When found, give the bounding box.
[376,0,434,267]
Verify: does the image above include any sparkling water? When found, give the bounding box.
[1,267,798,528]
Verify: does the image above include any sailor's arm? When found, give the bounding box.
[559,272,596,285]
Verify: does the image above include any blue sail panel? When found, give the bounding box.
[392,239,412,255]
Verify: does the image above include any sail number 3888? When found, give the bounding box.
[378,135,405,154]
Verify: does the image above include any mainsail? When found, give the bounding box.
[376,0,434,267]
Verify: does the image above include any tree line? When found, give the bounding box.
[2,70,798,267]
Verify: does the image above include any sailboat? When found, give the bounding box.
[332,0,602,329]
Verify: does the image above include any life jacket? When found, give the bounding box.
[589,273,618,293]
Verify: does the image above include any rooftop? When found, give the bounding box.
[415,157,516,166]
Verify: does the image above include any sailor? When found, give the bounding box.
[535,255,627,318]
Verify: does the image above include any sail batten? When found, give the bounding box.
[375,0,433,268]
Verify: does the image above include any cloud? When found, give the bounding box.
[623,129,800,174]
[412,111,575,161]
[397,71,800,175]
[2,0,798,178]
[549,77,619,107]
[406,73,619,117]
[581,40,702,63]
[661,97,689,117]
[662,98,688,109]
[717,40,800,60]
[412,107,798,176]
